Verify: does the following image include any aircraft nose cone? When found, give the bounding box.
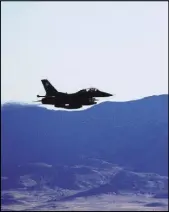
[104,92,113,97]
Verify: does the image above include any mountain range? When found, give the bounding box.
[1,95,168,210]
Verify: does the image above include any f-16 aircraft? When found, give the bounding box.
[35,79,113,109]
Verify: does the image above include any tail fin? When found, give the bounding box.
[41,79,58,96]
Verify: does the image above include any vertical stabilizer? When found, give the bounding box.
[41,79,58,96]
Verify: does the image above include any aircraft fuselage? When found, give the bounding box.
[36,79,113,109]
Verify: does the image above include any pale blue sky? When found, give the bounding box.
[1,2,168,103]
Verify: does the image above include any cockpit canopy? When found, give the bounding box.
[79,88,99,93]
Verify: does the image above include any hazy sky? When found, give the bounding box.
[1,2,168,103]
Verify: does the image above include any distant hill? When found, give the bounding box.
[1,94,168,177]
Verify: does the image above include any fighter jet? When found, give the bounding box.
[35,79,113,109]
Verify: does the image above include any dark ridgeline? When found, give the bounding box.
[2,94,168,176]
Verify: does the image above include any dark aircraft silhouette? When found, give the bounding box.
[35,79,113,109]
